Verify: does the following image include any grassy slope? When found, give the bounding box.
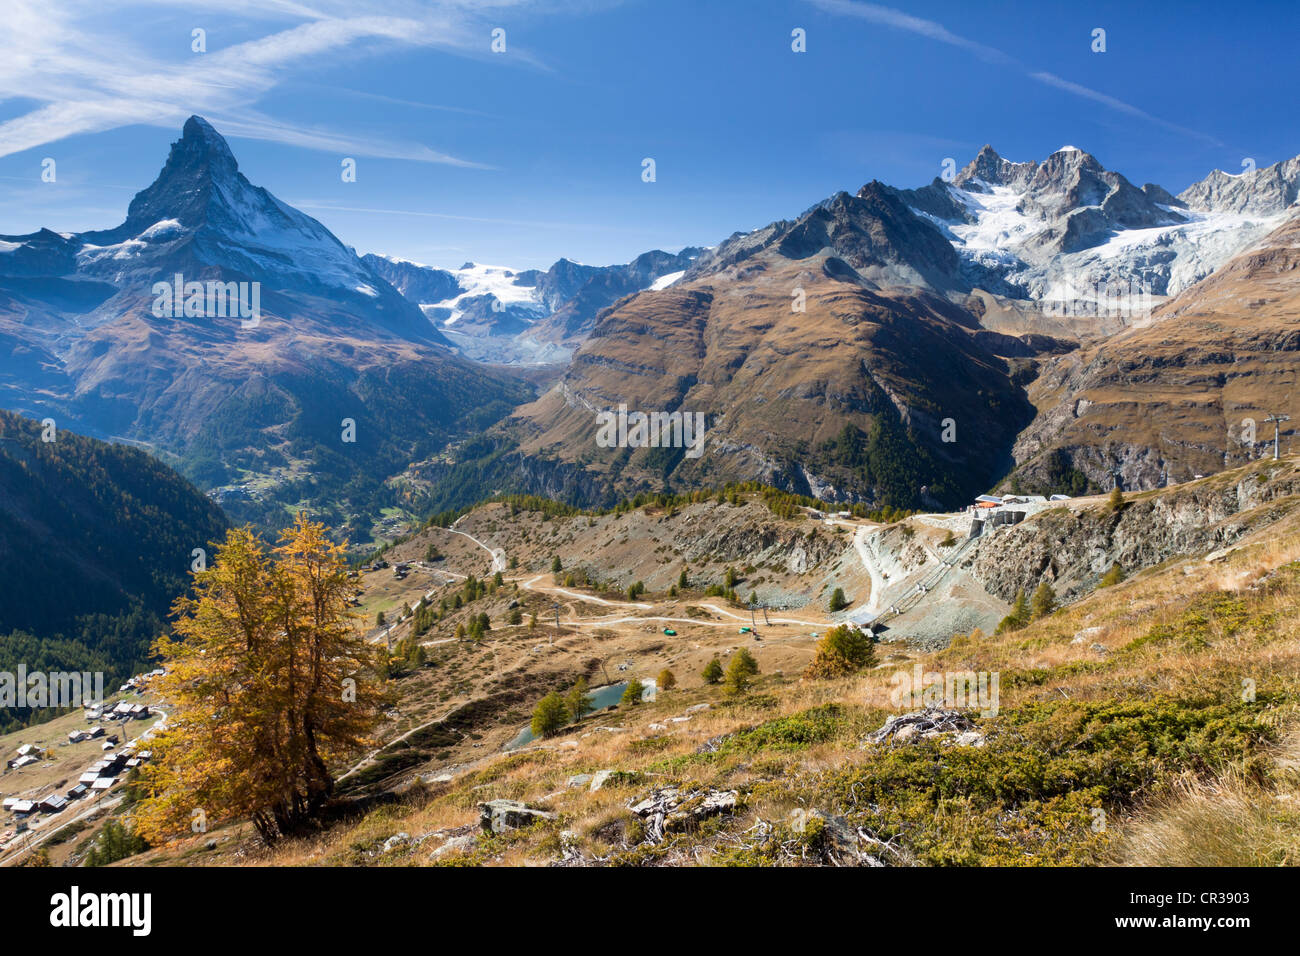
[119,460,1299,868]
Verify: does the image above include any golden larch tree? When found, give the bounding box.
[136,515,388,844]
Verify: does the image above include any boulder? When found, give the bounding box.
[1071,626,1105,644]
[479,799,557,835]
[430,834,477,859]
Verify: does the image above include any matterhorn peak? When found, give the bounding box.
[178,115,238,165]
[160,115,240,183]
[115,115,245,233]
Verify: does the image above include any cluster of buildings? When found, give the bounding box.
[75,745,152,794]
[7,743,44,770]
[116,667,165,696]
[2,742,154,825]
[66,725,117,746]
[969,493,1069,529]
[1,666,164,836]
[80,701,151,727]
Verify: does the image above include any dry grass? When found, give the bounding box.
[1110,760,1300,866]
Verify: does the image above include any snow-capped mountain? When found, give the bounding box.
[900,145,1299,308]
[1,116,436,345]
[490,142,1300,511]
[0,117,527,523]
[679,144,1300,326]
[362,246,702,363]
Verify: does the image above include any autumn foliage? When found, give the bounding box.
[136,515,387,845]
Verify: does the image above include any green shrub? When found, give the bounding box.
[1099,564,1126,588]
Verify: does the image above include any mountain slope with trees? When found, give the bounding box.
[0,409,228,730]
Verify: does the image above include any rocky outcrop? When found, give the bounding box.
[685,183,962,293]
[669,519,842,570]
[954,144,1039,193]
[479,799,557,835]
[969,465,1300,603]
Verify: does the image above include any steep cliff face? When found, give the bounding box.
[661,512,844,573]
[966,460,1300,604]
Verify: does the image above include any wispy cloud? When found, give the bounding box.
[806,0,1223,147]
[313,86,501,119]
[808,0,1015,65]
[0,0,549,162]
[1028,72,1219,145]
[207,111,496,169]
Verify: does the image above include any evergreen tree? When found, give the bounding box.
[1031,581,1057,620]
[85,819,149,866]
[567,676,594,721]
[829,587,849,612]
[724,648,759,696]
[531,691,569,737]
[997,589,1030,634]
[804,624,876,679]
[621,678,645,705]
[702,656,724,685]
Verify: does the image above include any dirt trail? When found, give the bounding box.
[448,520,506,572]
[850,525,888,619]
[521,574,652,609]
[520,575,822,628]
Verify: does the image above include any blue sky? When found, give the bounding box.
[1,0,1297,270]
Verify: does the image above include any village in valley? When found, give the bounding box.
[0,669,164,864]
